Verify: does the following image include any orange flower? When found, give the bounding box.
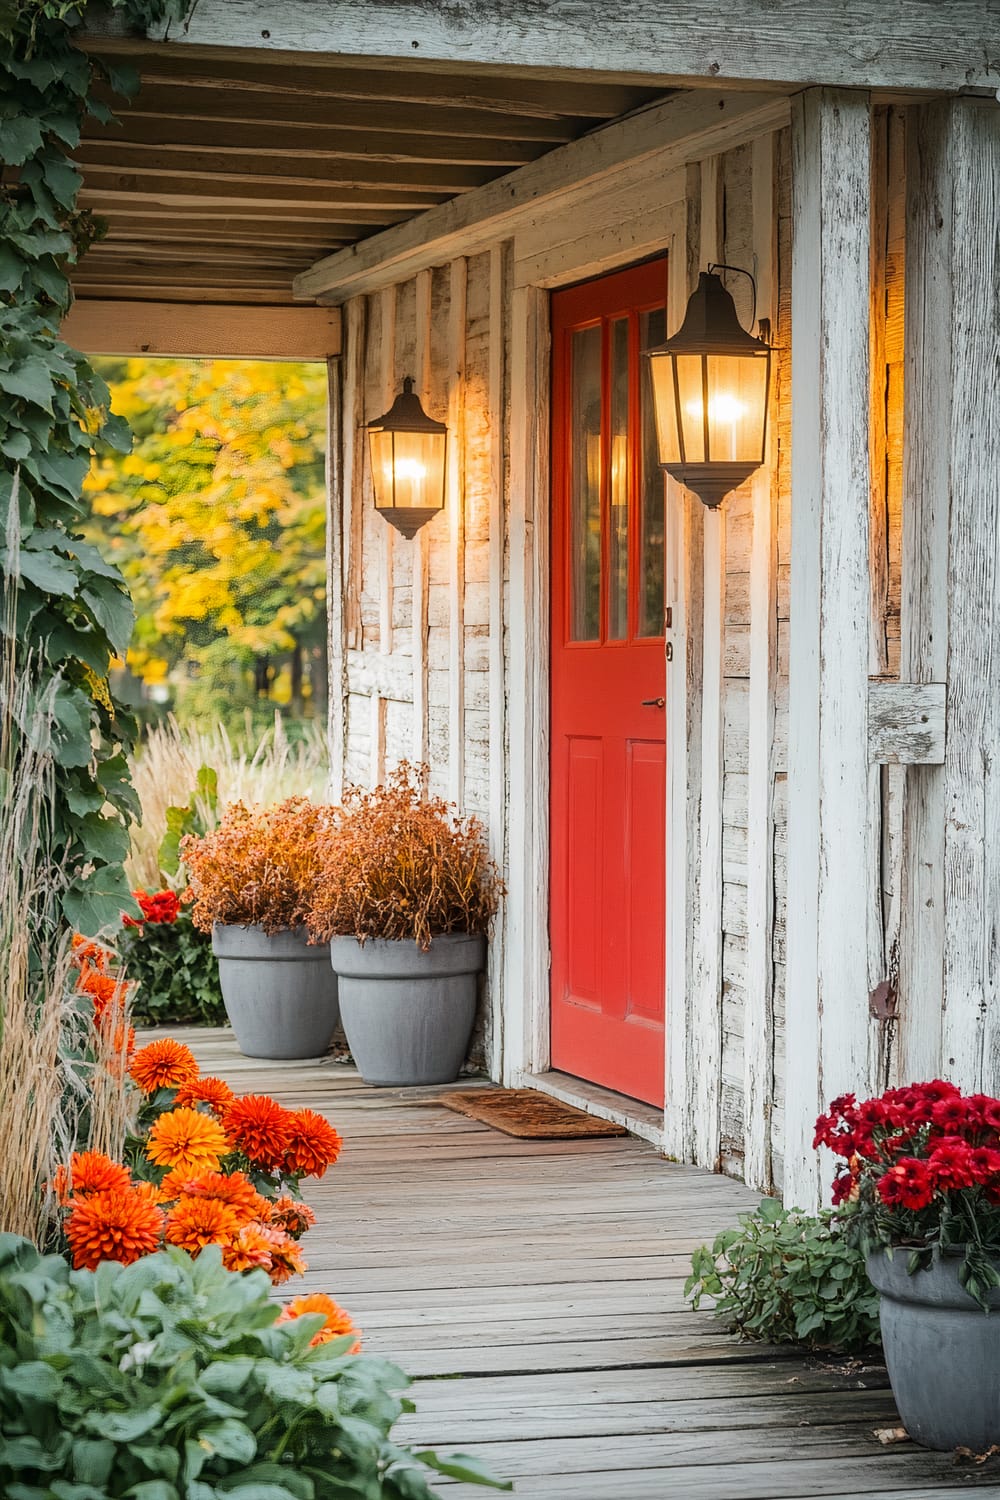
[78,965,127,1024]
[223,1094,292,1172]
[51,1151,131,1205]
[65,1187,164,1270]
[278,1292,361,1351]
[174,1075,235,1116]
[283,1109,342,1179]
[222,1223,275,1274]
[164,1194,243,1254]
[263,1227,307,1285]
[130,1038,200,1094]
[146,1107,230,1176]
[158,1168,268,1223]
[72,936,112,969]
[268,1195,316,1237]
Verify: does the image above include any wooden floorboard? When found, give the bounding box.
[176,1027,999,1499]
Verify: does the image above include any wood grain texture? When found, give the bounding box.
[61,299,340,358]
[163,1026,998,1500]
[868,681,946,765]
[85,2,1000,92]
[785,89,874,1208]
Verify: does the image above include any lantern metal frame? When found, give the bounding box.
[366,376,448,538]
[645,263,771,508]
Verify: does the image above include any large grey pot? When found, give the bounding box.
[212,923,340,1060]
[329,933,485,1086]
[867,1249,1000,1451]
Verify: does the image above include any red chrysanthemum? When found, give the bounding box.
[51,1151,131,1205]
[929,1140,976,1189]
[877,1157,935,1211]
[223,1094,293,1172]
[283,1109,343,1179]
[930,1095,970,1132]
[129,1038,200,1094]
[146,1107,230,1175]
[174,1075,235,1116]
[66,1187,164,1270]
[277,1292,361,1351]
[164,1194,243,1253]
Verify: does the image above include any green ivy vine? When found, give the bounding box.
[0,0,184,932]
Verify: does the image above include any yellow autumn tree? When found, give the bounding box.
[84,358,327,733]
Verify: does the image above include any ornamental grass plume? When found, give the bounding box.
[182,796,335,934]
[308,763,504,950]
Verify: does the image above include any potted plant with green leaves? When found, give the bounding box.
[815,1081,1000,1451]
[308,765,503,1086]
[182,798,339,1060]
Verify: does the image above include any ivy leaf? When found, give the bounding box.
[0,243,24,293]
[67,537,126,584]
[81,583,134,655]
[73,812,130,866]
[15,546,79,596]
[63,865,139,935]
[97,410,132,454]
[0,115,44,163]
[40,154,82,208]
[51,682,94,768]
[0,358,56,412]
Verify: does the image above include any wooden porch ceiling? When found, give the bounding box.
[71,46,672,306]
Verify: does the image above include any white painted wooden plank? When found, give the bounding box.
[743,130,778,1193]
[89,3,1000,94]
[446,257,468,805]
[487,242,509,1082]
[785,89,873,1209]
[295,93,791,302]
[410,268,433,766]
[504,284,550,1082]
[62,298,342,359]
[377,284,396,660]
[341,297,366,655]
[868,680,946,765]
[325,355,347,802]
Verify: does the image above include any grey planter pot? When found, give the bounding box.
[329,933,485,1086]
[212,923,340,1060]
[867,1248,1000,1451]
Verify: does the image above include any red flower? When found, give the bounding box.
[224,1095,293,1173]
[930,1096,970,1132]
[831,1171,856,1206]
[929,1140,976,1190]
[283,1109,343,1179]
[877,1158,935,1211]
[125,889,182,927]
[969,1146,1000,1182]
[917,1079,961,1104]
[968,1095,1000,1132]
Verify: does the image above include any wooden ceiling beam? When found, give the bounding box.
[63,298,341,359]
[70,284,298,305]
[78,179,448,210]
[82,201,407,227]
[96,225,349,249]
[81,117,549,167]
[81,2,1000,94]
[75,262,296,287]
[99,92,581,143]
[77,148,494,193]
[86,241,319,267]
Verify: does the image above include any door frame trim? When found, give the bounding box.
[502,199,692,1156]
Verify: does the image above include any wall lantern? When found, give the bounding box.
[366,376,448,538]
[645,264,771,509]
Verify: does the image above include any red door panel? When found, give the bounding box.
[550,258,668,1108]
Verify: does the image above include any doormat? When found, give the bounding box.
[438,1088,628,1139]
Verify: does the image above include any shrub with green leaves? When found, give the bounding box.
[685,1198,881,1353]
[122,907,226,1026]
[0,1234,510,1498]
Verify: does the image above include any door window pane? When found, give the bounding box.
[639,308,667,637]
[608,317,630,641]
[570,324,602,641]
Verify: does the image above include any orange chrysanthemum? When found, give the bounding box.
[174,1075,235,1116]
[283,1109,342,1179]
[164,1194,243,1254]
[268,1195,317,1237]
[51,1151,131,1205]
[72,936,112,969]
[78,965,128,1024]
[222,1223,275,1274]
[129,1038,200,1094]
[158,1168,268,1223]
[65,1187,164,1270]
[223,1094,292,1172]
[277,1292,361,1351]
[264,1227,307,1285]
[146,1107,230,1176]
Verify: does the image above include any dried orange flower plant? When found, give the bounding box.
[182,797,335,935]
[308,763,503,950]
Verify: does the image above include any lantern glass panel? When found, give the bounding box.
[369,429,446,513]
[702,354,769,464]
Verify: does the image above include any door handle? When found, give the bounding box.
[641,697,666,708]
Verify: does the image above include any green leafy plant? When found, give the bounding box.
[120,899,226,1026]
[0,1234,510,1496]
[159,763,219,877]
[685,1198,881,1353]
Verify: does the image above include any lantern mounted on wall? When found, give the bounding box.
[645,264,771,509]
[366,376,448,538]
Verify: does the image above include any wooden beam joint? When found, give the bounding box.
[867,679,946,765]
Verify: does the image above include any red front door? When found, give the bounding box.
[549,259,669,1108]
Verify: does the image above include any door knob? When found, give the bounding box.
[641,697,666,708]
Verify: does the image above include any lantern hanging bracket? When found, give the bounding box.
[707,262,761,336]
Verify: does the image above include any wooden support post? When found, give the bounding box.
[325,354,347,803]
[378,284,396,659]
[899,98,1000,1089]
[743,130,779,1193]
[447,257,468,807]
[411,269,432,767]
[342,297,366,652]
[785,88,873,1208]
[487,242,510,1081]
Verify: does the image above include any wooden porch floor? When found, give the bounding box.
[179,1028,997,1500]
